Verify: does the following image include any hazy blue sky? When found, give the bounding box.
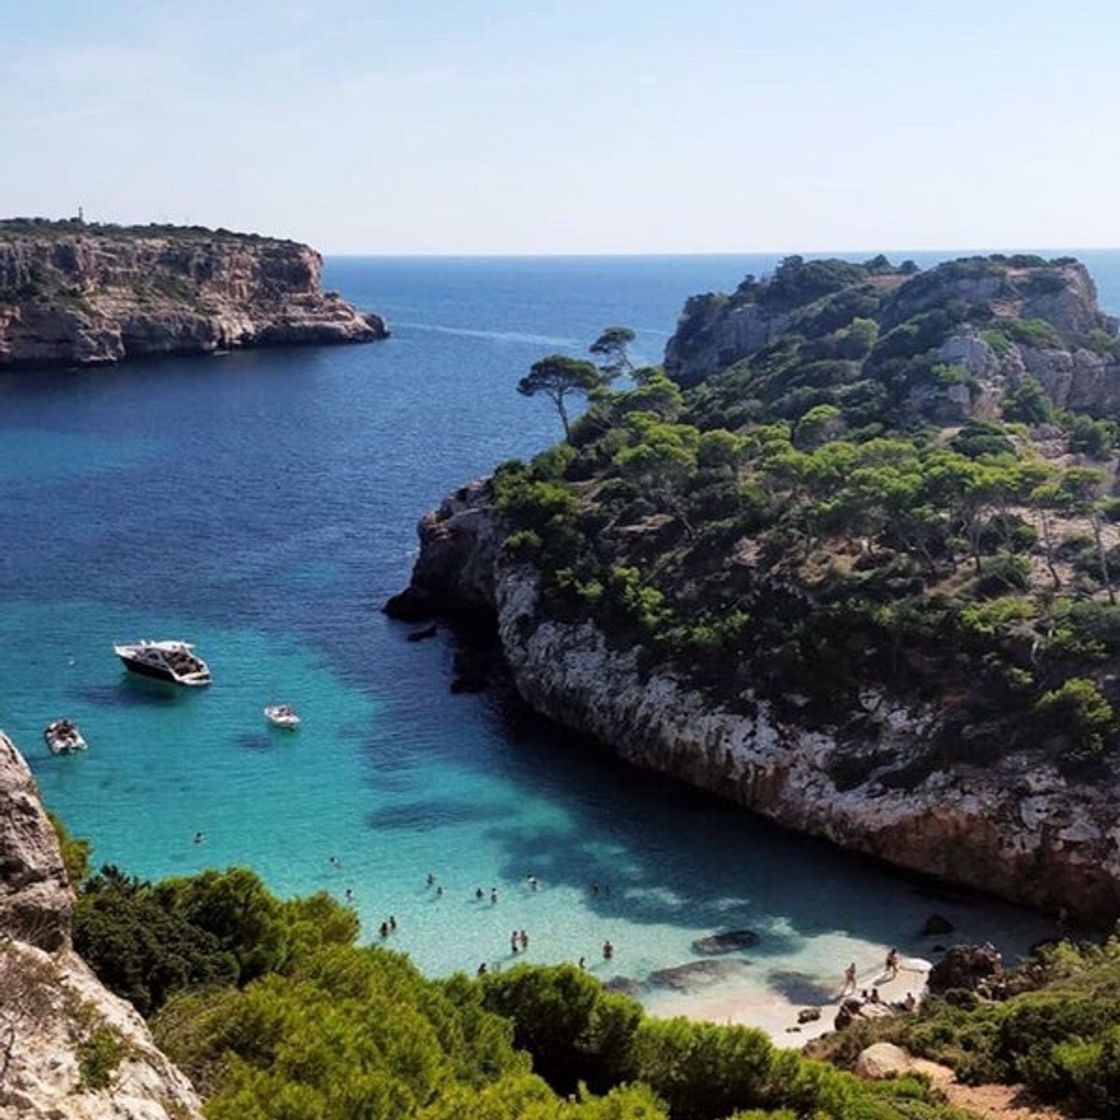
[2,1,1117,254]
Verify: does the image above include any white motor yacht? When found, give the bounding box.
[113,640,211,686]
[44,719,88,755]
[264,704,301,729]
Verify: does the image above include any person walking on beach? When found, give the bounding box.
[885,948,899,980]
[841,961,857,995]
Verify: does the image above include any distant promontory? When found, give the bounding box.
[0,218,388,370]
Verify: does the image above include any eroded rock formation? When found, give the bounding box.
[0,732,202,1119]
[0,220,387,370]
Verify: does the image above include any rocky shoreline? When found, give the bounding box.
[0,221,387,369]
[0,732,202,1119]
[388,479,1120,924]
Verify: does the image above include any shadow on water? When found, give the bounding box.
[80,676,191,707]
[366,798,514,831]
[464,679,1051,965]
[235,732,274,753]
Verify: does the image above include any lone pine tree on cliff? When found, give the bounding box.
[590,324,636,381]
[517,354,603,441]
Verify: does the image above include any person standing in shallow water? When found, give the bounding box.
[602,940,614,960]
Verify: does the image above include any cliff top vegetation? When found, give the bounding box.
[0,216,299,246]
[499,254,1120,768]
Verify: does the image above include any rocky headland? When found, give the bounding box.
[0,218,387,369]
[0,731,202,1119]
[391,254,1120,924]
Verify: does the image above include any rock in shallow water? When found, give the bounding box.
[692,929,760,955]
[649,959,752,992]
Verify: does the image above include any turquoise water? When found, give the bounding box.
[3,252,1112,1025]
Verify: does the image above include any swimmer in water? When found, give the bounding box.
[602,940,614,961]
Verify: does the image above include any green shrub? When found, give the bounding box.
[1035,677,1116,756]
[78,1025,127,1089]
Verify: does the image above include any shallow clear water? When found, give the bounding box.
[4,252,1112,1027]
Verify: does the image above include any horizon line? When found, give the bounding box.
[322,246,1120,259]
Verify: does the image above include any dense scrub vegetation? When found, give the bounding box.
[812,939,1120,1119]
[67,860,968,1119]
[498,254,1120,764]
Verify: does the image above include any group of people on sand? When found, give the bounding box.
[840,948,901,996]
[839,949,916,1013]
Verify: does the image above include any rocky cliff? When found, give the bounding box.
[0,732,202,1119]
[391,487,1120,924]
[0,219,387,369]
[391,253,1120,925]
[665,254,1118,396]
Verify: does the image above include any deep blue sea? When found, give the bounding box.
[4,251,1115,1030]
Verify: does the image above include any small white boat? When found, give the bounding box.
[44,719,88,755]
[264,704,301,729]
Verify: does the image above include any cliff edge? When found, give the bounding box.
[392,253,1120,924]
[0,732,202,1119]
[0,218,388,370]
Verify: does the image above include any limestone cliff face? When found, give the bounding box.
[0,221,387,370]
[397,488,1120,924]
[0,732,202,1119]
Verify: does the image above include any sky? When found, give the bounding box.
[1,1,1118,255]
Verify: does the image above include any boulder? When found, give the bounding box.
[797,1007,821,1024]
[928,944,1002,994]
[691,929,760,955]
[854,1042,954,1089]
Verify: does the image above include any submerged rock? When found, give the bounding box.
[920,913,955,937]
[649,959,752,992]
[692,929,760,955]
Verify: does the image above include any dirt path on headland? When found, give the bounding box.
[944,1082,1067,1120]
